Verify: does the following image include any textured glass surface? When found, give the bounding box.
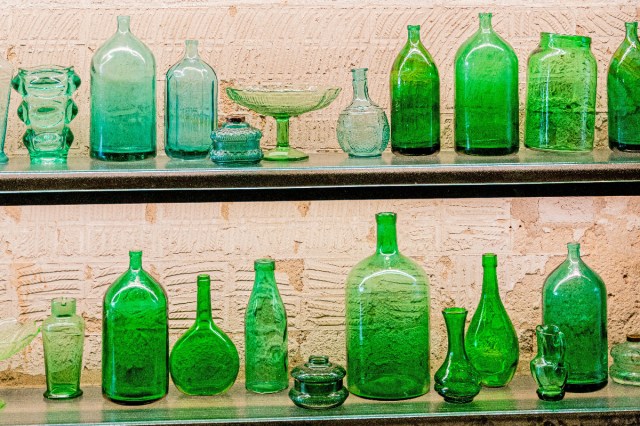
[0,318,39,410]
[610,335,640,386]
[289,355,349,410]
[390,25,440,155]
[454,13,518,156]
[530,324,568,401]
[346,212,430,400]
[0,55,12,164]
[102,251,169,403]
[542,243,608,392]
[210,116,263,165]
[90,16,156,161]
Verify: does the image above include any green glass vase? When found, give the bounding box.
[608,22,640,152]
[390,25,440,156]
[346,212,430,400]
[542,243,608,392]
[170,274,239,395]
[102,251,169,403]
[530,324,568,401]
[245,259,289,393]
[465,253,519,387]
[90,15,156,161]
[454,13,518,156]
[434,307,482,404]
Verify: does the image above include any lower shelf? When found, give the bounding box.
[1,376,639,425]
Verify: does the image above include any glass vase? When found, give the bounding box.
[542,243,607,392]
[102,251,169,403]
[90,15,156,161]
[454,13,518,156]
[530,324,568,401]
[336,68,389,157]
[390,25,440,156]
[0,53,12,164]
[346,212,430,400]
[610,334,640,386]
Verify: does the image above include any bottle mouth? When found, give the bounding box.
[443,307,467,316]
[254,258,275,270]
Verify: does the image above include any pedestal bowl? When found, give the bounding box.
[0,318,40,409]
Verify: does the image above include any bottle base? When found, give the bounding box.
[536,389,565,401]
[565,379,608,393]
[392,145,440,156]
[165,148,209,160]
[456,146,518,156]
[90,150,156,162]
[524,144,592,153]
[246,383,289,394]
[442,395,476,404]
[103,392,166,405]
[44,388,83,400]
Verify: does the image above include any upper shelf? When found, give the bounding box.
[1,149,639,205]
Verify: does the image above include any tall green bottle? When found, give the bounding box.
[346,212,430,400]
[102,251,169,403]
[245,259,289,393]
[542,243,608,392]
[454,13,518,155]
[465,253,519,387]
[390,25,440,155]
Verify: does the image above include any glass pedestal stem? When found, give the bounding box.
[263,115,308,161]
[276,116,290,150]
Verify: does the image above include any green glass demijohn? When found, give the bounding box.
[465,253,519,387]
[390,25,440,156]
[90,15,156,161]
[245,258,289,393]
[102,251,169,403]
[346,212,430,400]
[608,22,640,152]
[170,274,239,395]
[530,324,568,401]
[454,13,518,156]
[542,243,608,392]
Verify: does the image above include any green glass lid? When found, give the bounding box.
[291,355,346,384]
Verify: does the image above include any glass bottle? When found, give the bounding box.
[454,13,519,156]
[346,212,430,400]
[102,251,169,403]
[90,15,156,161]
[465,253,519,387]
[390,25,440,155]
[608,22,640,152]
[210,116,263,165]
[0,52,12,164]
[525,33,597,152]
[434,307,482,404]
[289,355,349,410]
[42,297,84,400]
[530,324,568,401]
[245,258,289,393]
[170,274,239,395]
[165,39,218,160]
[542,243,607,392]
[336,68,389,157]
[610,334,640,386]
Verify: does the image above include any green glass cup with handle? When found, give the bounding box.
[530,324,568,401]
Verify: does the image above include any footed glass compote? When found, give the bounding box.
[226,86,341,161]
[0,318,40,409]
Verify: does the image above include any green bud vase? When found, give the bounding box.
[530,324,568,401]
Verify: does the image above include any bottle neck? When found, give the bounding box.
[567,243,581,263]
[129,251,142,270]
[481,254,499,297]
[184,40,199,59]
[51,297,76,317]
[376,213,398,255]
[254,260,277,290]
[407,26,421,45]
[117,16,131,34]
[479,13,492,33]
[443,308,467,358]
[196,275,213,324]
[351,69,370,102]
[625,22,639,44]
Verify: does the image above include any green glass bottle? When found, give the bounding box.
[102,251,168,403]
[542,243,608,392]
[530,324,568,401]
[465,253,519,387]
[608,22,640,152]
[245,259,289,393]
[390,25,440,155]
[346,212,430,400]
[170,274,239,395]
[454,13,518,156]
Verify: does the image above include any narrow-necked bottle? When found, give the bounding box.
[0,50,12,164]
[608,22,640,152]
[165,40,218,159]
[245,259,289,393]
[455,13,518,155]
[102,251,168,403]
[91,16,156,161]
[390,25,440,155]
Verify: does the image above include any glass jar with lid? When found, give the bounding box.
[289,355,349,409]
[210,116,263,165]
[610,334,640,386]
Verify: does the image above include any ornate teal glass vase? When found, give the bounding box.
[530,324,568,401]
[0,53,12,164]
[165,39,217,159]
[90,15,156,161]
[11,66,80,164]
[346,212,430,400]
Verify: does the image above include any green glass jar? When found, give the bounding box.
[530,324,568,401]
[210,116,263,165]
[525,33,597,152]
[289,355,349,410]
[610,334,640,386]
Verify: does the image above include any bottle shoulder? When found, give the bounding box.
[346,252,429,288]
[455,32,518,67]
[92,33,156,75]
[391,44,438,77]
[104,269,167,306]
[608,42,640,74]
[167,57,217,80]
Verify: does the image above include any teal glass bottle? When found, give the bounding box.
[102,251,169,403]
[608,22,640,152]
[245,259,289,393]
[434,307,482,403]
[170,274,239,395]
[542,243,607,392]
[346,212,430,400]
[530,324,568,401]
[90,16,156,161]
[390,25,440,155]
[0,53,12,164]
[165,39,218,159]
[454,13,518,155]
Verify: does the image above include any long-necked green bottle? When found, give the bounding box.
[390,25,440,156]
[454,13,518,156]
[346,212,430,400]
[608,22,640,152]
[245,259,289,393]
[102,251,168,403]
[465,253,519,387]
[542,243,608,392]
[91,16,156,161]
